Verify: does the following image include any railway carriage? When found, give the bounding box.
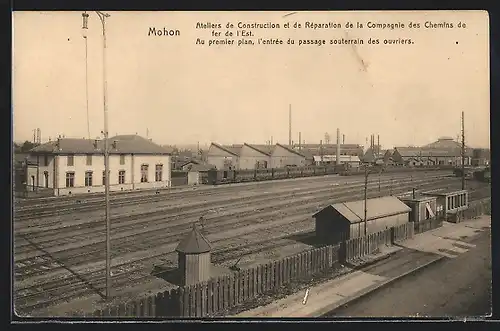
[272,167,288,179]
[234,169,255,182]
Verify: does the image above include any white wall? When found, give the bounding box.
[53,154,171,196]
[207,145,239,170]
[270,145,306,168]
[238,145,270,169]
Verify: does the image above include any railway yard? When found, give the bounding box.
[13,170,491,316]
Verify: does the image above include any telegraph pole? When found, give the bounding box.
[461,111,465,190]
[82,10,112,300]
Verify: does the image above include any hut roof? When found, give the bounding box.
[176,224,212,254]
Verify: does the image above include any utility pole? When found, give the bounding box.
[461,111,465,190]
[288,104,292,146]
[82,10,112,300]
[364,166,368,236]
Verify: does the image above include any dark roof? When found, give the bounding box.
[29,135,172,155]
[362,148,376,162]
[313,196,411,223]
[176,224,212,254]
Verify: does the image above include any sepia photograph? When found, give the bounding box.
[12,10,491,319]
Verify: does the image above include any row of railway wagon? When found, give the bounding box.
[202,164,347,185]
[453,166,491,183]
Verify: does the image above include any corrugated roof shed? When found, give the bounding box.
[30,135,172,155]
[176,224,212,254]
[314,196,411,223]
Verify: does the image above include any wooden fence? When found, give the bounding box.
[341,229,391,261]
[85,201,489,318]
[392,222,415,242]
[178,244,341,317]
[414,218,443,234]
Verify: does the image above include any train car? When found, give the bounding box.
[272,167,288,179]
[302,166,316,177]
[421,189,468,223]
[287,166,301,178]
[234,169,255,182]
[255,168,273,181]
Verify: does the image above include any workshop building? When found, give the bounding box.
[313,196,411,245]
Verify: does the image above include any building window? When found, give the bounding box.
[85,171,93,187]
[86,154,92,166]
[120,154,125,165]
[44,155,49,166]
[155,164,163,182]
[44,171,49,188]
[67,155,74,166]
[102,171,106,185]
[141,164,149,182]
[66,172,75,187]
[118,170,125,184]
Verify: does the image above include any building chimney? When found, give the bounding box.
[336,128,341,165]
[288,104,292,146]
[377,134,380,157]
[112,140,118,149]
[271,136,273,145]
[343,134,345,145]
[299,132,302,150]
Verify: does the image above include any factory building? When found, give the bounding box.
[206,143,241,170]
[207,142,307,170]
[471,148,490,166]
[313,196,411,245]
[312,155,361,168]
[239,144,274,169]
[393,137,472,166]
[270,143,307,168]
[25,135,172,196]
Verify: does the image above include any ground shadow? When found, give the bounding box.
[152,265,181,286]
[19,234,105,300]
[283,231,326,248]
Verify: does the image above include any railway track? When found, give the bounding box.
[15,177,485,315]
[14,171,449,233]
[14,167,446,208]
[14,170,452,220]
[14,173,449,253]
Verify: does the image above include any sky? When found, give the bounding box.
[12,11,490,149]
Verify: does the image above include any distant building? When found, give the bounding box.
[393,137,472,166]
[471,148,490,166]
[206,142,307,170]
[26,134,172,196]
[312,155,361,168]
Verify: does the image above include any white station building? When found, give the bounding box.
[25,134,172,196]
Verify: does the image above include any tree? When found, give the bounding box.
[20,141,37,153]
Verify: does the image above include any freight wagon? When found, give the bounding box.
[203,164,346,185]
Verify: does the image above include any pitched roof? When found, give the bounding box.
[30,135,172,155]
[362,148,376,162]
[244,143,274,156]
[210,143,241,156]
[175,224,212,254]
[313,196,411,223]
[275,143,306,157]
